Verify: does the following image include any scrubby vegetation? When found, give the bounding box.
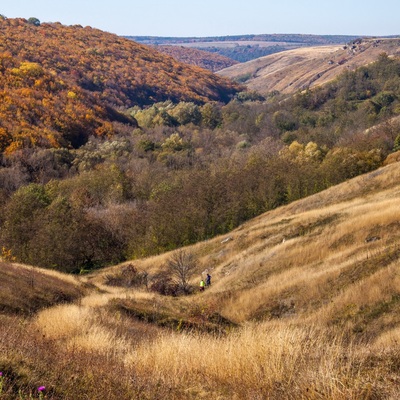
[1,52,400,272]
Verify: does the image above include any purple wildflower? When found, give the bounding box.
[0,372,2,376]
[38,386,46,392]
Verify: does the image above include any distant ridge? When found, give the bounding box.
[129,33,360,46]
[130,33,361,62]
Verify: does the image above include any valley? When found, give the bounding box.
[0,15,400,400]
[1,157,400,398]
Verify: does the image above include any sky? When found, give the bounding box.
[1,0,399,38]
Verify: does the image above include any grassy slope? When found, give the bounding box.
[91,155,400,333]
[1,158,400,398]
[218,38,400,94]
[0,262,84,315]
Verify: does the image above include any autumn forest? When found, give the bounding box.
[1,17,400,274]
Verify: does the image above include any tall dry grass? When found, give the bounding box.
[199,182,400,324]
[32,289,166,360]
[126,321,387,399]
[35,304,92,340]
[2,162,400,398]
[35,302,136,356]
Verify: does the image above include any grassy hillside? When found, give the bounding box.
[0,18,240,152]
[1,159,400,398]
[0,262,84,315]
[218,38,400,94]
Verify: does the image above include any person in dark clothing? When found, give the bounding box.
[206,273,211,287]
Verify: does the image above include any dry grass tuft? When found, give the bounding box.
[35,304,92,340]
[127,322,386,398]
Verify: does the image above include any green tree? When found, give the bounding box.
[169,102,201,125]
[0,184,49,262]
[201,102,222,129]
[393,134,400,152]
[28,196,80,271]
[27,17,41,26]
[273,110,297,132]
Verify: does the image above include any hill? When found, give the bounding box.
[217,38,400,94]
[131,33,360,63]
[0,18,240,152]
[2,52,400,272]
[1,158,400,398]
[89,156,400,326]
[152,45,238,72]
[0,261,84,315]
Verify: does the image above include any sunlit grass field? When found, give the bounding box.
[1,161,400,399]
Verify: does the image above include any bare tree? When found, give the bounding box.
[167,249,197,294]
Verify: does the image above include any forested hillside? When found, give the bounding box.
[1,52,400,272]
[152,45,238,72]
[0,18,240,152]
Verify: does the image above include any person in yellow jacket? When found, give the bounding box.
[199,279,205,292]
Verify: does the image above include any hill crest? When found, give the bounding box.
[131,33,361,63]
[218,38,400,94]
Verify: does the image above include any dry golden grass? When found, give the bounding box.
[373,326,400,348]
[218,38,400,95]
[126,321,384,398]
[67,324,131,356]
[8,262,81,285]
[2,161,400,398]
[0,261,84,315]
[35,304,92,340]
[79,289,155,308]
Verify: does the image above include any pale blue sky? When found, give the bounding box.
[1,0,399,37]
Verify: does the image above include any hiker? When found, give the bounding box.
[199,279,205,292]
[206,273,211,287]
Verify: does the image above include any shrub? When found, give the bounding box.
[105,264,148,288]
[394,134,400,152]
[149,270,180,296]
